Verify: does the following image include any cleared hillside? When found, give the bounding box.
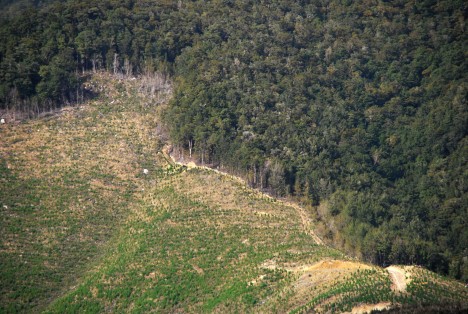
[1,0,466,281]
[1,74,466,313]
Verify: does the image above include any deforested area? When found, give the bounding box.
[0,1,467,313]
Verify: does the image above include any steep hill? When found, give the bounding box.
[1,0,465,279]
[1,74,466,313]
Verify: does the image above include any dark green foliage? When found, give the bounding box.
[162,0,467,280]
[1,0,466,281]
[0,0,198,113]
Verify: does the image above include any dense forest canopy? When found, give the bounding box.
[0,0,466,280]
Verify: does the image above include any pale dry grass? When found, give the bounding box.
[3,73,466,313]
[345,302,392,314]
[168,169,301,230]
[0,72,169,311]
[283,260,377,311]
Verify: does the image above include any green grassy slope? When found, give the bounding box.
[1,74,466,313]
[0,73,164,312]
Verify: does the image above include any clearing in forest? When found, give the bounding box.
[1,73,466,313]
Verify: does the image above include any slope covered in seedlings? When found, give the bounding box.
[1,74,466,313]
[0,73,168,312]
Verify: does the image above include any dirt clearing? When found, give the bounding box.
[345,302,392,313]
[387,266,409,292]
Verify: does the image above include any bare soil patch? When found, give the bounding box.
[308,259,372,271]
[387,266,409,292]
[345,302,392,314]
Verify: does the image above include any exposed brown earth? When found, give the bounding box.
[387,266,409,292]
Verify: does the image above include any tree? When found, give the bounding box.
[36,47,79,105]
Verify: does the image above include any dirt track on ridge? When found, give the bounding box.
[163,146,324,245]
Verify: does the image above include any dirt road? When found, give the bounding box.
[163,146,324,245]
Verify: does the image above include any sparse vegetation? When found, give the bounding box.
[291,269,392,313]
[1,0,466,280]
[1,74,466,313]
